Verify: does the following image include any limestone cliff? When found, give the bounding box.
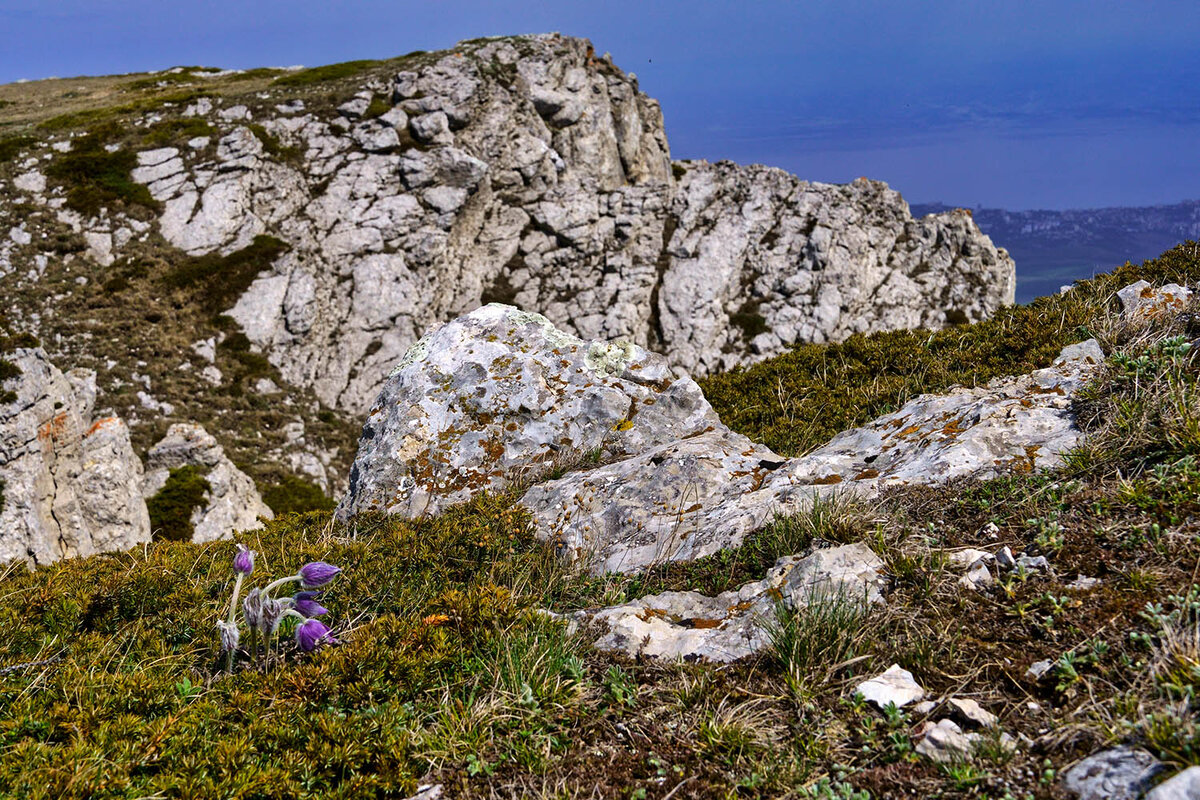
[0,32,1014,494]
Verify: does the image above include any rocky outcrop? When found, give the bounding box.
[340,304,1108,575]
[570,543,885,663]
[28,34,1011,417]
[144,424,273,543]
[0,349,149,565]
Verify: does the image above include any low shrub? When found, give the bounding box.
[272,59,383,87]
[164,234,289,313]
[146,465,212,542]
[43,124,158,215]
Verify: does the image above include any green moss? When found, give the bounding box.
[271,59,384,87]
[142,117,215,147]
[43,124,158,215]
[146,465,212,542]
[164,235,289,313]
[0,135,35,164]
[246,124,302,163]
[258,471,336,515]
[363,95,392,119]
[704,241,1200,457]
[37,90,209,131]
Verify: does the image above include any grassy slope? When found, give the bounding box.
[2,241,1200,796]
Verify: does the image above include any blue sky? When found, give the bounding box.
[1,0,1197,210]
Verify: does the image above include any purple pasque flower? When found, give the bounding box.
[233,543,256,576]
[298,561,341,590]
[242,588,263,628]
[292,591,329,618]
[295,618,337,652]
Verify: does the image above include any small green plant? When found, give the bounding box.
[44,124,158,215]
[768,586,871,698]
[603,665,637,708]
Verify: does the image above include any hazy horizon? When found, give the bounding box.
[1,1,1197,211]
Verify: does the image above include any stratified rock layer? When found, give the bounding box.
[144,423,273,543]
[0,349,149,565]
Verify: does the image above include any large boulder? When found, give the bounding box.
[143,423,273,542]
[0,349,149,565]
[336,304,728,519]
[340,307,1110,576]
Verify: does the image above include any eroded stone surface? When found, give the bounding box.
[335,304,723,520]
[1062,746,1164,800]
[578,543,885,663]
[97,35,1014,417]
[0,349,149,565]
[144,423,273,543]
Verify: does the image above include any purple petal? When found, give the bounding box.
[293,591,329,617]
[295,619,335,652]
[233,544,256,576]
[298,561,341,590]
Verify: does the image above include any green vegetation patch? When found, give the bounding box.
[43,123,158,215]
[255,468,337,515]
[143,117,216,147]
[146,465,212,542]
[0,135,35,164]
[246,123,301,163]
[704,241,1200,457]
[271,59,384,87]
[164,234,289,313]
[38,89,209,132]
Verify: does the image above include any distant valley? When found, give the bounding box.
[913,200,1200,302]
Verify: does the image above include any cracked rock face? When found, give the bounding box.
[341,306,1108,577]
[111,34,1013,416]
[573,543,885,663]
[144,423,273,543]
[335,303,723,520]
[0,349,149,565]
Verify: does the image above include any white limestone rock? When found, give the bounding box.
[856,664,926,710]
[1147,766,1200,800]
[1117,280,1192,321]
[579,543,885,663]
[143,423,273,543]
[114,34,1011,417]
[0,349,150,565]
[336,304,723,520]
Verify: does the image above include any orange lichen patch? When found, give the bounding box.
[637,608,668,622]
[689,618,723,629]
[422,614,450,628]
[37,412,69,443]
[84,416,120,436]
[765,586,784,601]
[896,424,923,438]
[812,474,843,486]
[994,444,1042,475]
[852,468,880,480]
[612,419,634,432]
[682,503,702,514]
[940,417,967,436]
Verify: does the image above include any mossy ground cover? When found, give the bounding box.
[3,245,1200,797]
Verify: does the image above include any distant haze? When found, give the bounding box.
[1,1,1197,210]
[913,201,1200,303]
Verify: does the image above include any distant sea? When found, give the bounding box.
[911,201,1200,304]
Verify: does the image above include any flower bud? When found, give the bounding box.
[293,591,329,618]
[233,543,255,576]
[298,561,341,590]
[217,620,240,653]
[295,619,337,652]
[242,588,263,628]
[260,598,287,635]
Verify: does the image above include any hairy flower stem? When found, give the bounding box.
[261,574,301,598]
[225,572,246,674]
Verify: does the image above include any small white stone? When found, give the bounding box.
[856,664,925,709]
